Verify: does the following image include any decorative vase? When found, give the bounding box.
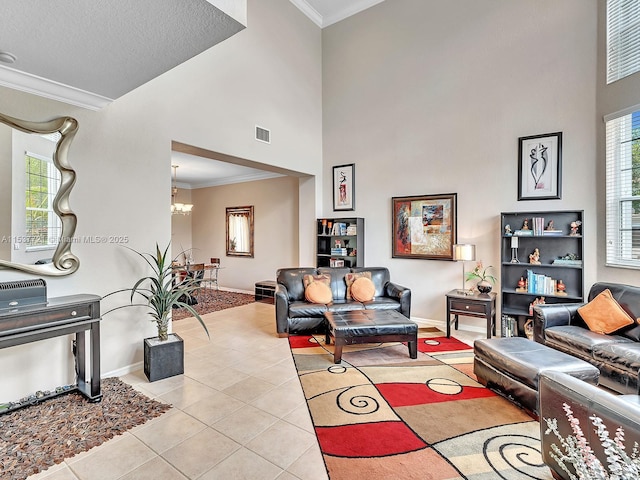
[477,280,492,294]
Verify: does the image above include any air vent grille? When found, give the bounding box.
[255,125,270,144]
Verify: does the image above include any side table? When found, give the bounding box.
[445,289,497,339]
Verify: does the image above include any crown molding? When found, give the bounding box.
[289,0,323,27]
[0,65,112,111]
[322,0,384,27]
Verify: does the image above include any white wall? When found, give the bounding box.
[322,0,599,325]
[0,0,321,400]
[190,175,300,290]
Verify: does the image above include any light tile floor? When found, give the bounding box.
[28,302,484,480]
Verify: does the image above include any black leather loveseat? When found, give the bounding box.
[275,266,411,337]
[533,282,640,394]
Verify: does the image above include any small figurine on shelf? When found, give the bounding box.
[522,219,530,230]
[335,239,342,248]
[504,224,512,236]
[528,296,546,315]
[556,280,567,296]
[570,220,582,236]
[546,220,554,231]
[516,277,527,292]
[529,248,541,264]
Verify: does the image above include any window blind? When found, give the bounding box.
[607,0,640,84]
[605,109,640,268]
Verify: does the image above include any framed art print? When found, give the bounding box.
[333,163,355,211]
[392,193,457,260]
[518,132,562,200]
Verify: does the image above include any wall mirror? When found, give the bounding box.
[226,206,254,257]
[0,112,79,276]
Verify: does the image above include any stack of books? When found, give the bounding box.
[331,247,348,256]
[526,269,559,295]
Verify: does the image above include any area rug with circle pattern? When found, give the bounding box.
[289,326,553,480]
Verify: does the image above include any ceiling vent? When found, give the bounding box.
[255,125,270,144]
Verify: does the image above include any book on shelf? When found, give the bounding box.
[552,259,583,266]
[501,315,517,338]
[329,258,345,267]
[331,222,348,235]
[526,269,560,295]
[513,229,534,236]
[330,248,348,255]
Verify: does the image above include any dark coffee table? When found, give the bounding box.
[324,309,418,364]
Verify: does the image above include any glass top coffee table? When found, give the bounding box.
[323,309,418,364]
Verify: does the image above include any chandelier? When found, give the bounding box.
[171,165,193,215]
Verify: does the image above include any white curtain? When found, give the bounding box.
[229,214,250,252]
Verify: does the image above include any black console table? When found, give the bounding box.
[0,294,102,406]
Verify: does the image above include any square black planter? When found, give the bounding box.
[144,333,184,382]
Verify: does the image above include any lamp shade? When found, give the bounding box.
[452,244,476,262]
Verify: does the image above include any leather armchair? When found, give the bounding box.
[533,282,640,394]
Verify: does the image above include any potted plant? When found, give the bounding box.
[465,261,497,294]
[105,243,209,382]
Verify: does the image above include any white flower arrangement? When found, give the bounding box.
[544,403,640,479]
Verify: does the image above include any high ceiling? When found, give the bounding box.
[0,0,385,185]
[0,0,245,110]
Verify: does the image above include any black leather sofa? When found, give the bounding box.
[275,266,411,337]
[533,282,640,394]
[539,371,640,479]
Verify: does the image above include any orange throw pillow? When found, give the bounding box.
[344,271,372,299]
[305,281,333,304]
[350,277,376,302]
[303,273,331,288]
[578,289,635,334]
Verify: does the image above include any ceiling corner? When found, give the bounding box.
[289,0,323,27]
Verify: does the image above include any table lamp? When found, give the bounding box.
[453,244,476,295]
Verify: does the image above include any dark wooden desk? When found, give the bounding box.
[0,294,102,409]
[445,290,497,339]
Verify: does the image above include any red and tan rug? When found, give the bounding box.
[290,327,553,480]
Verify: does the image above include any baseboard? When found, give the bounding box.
[103,361,143,379]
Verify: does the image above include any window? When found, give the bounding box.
[25,152,61,250]
[607,0,640,83]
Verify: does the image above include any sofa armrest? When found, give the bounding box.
[386,281,411,318]
[275,283,290,335]
[532,303,582,344]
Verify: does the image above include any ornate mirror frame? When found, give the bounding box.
[226,206,254,258]
[0,112,80,276]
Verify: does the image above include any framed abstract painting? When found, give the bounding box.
[333,163,355,211]
[392,193,457,260]
[518,132,562,200]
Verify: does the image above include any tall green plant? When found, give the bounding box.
[104,243,209,341]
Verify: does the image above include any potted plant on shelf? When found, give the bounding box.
[465,261,497,294]
[104,243,209,382]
